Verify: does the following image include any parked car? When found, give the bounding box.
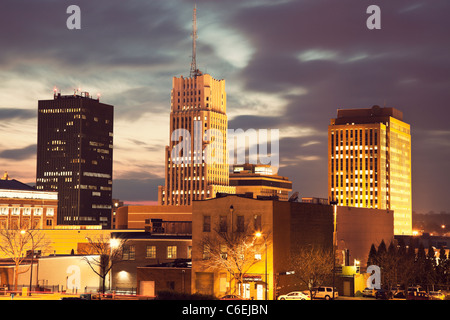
[392,289,406,299]
[220,294,246,300]
[311,287,338,300]
[362,288,376,298]
[407,286,422,294]
[407,291,430,300]
[60,293,92,300]
[375,289,393,300]
[278,291,311,300]
[429,291,445,300]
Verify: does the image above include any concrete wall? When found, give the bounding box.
[17,255,103,292]
[336,206,394,268]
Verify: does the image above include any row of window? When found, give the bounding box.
[203,214,262,233]
[0,207,52,216]
[121,245,192,260]
[331,128,379,146]
[0,218,53,229]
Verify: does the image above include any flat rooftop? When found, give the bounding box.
[333,105,404,125]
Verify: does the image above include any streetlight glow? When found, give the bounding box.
[110,238,120,249]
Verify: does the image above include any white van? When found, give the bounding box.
[312,287,339,300]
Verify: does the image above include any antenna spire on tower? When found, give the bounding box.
[190,4,200,78]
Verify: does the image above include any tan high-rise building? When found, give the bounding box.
[158,6,234,206]
[158,72,235,206]
[328,105,412,235]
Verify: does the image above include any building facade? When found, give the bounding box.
[0,176,57,230]
[137,265,191,297]
[0,255,105,293]
[114,205,192,230]
[328,105,412,235]
[191,194,334,300]
[158,73,235,206]
[229,164,292,201]
[36,91,114,228]
[336,206,394,267]
[110,231,192,294]
[191,194,395,299]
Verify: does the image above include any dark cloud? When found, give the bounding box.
[229,115,283,130]
[0,0,449,212]
[224,0,450,213]
[0,108,35,121]
[112,178,164,202]
[0,0,188,69]
[0,144,36,160]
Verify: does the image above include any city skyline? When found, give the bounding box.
[1,1,449,214]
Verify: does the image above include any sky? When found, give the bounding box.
[0,0,449,213]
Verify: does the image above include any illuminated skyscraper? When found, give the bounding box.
[36,91,113,228]
[328,105,412,235]
[158,6,234,205]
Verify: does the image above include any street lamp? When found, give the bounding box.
[329,199,338,300]
[109,237,121,293]
[110,238,120,249]
[20,229,34,296]
[255,232,268,300]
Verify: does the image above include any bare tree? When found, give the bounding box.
[0,228,51,291]
[200,221,269,297]
[289,245,335,297]
[78,234,127,294]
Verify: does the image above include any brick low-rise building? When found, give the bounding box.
[191,194,394,299]
[110,229,192,294]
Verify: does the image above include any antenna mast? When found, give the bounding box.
[190,5,200,78]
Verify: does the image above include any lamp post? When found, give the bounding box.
[329,199,338,300]
[255,232,268,300]
[20,229,34,296]
[109,237,120,293]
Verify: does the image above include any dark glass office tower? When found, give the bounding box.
[36,91,113,228]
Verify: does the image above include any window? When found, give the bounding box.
[220,244,227,260]
[146,246,156,259]
[203,215,211,232]
[203,244,210,260]
[167,246,177,259]
[236,215,245,232]
[122,245,135,260]
[219,216,227,232]
[253,215,261,231]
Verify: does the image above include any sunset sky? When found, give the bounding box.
[0,0,449,213]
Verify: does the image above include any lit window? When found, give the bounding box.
[146,246,156,259]
[122,245,135,260]
[167,246,177,259]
